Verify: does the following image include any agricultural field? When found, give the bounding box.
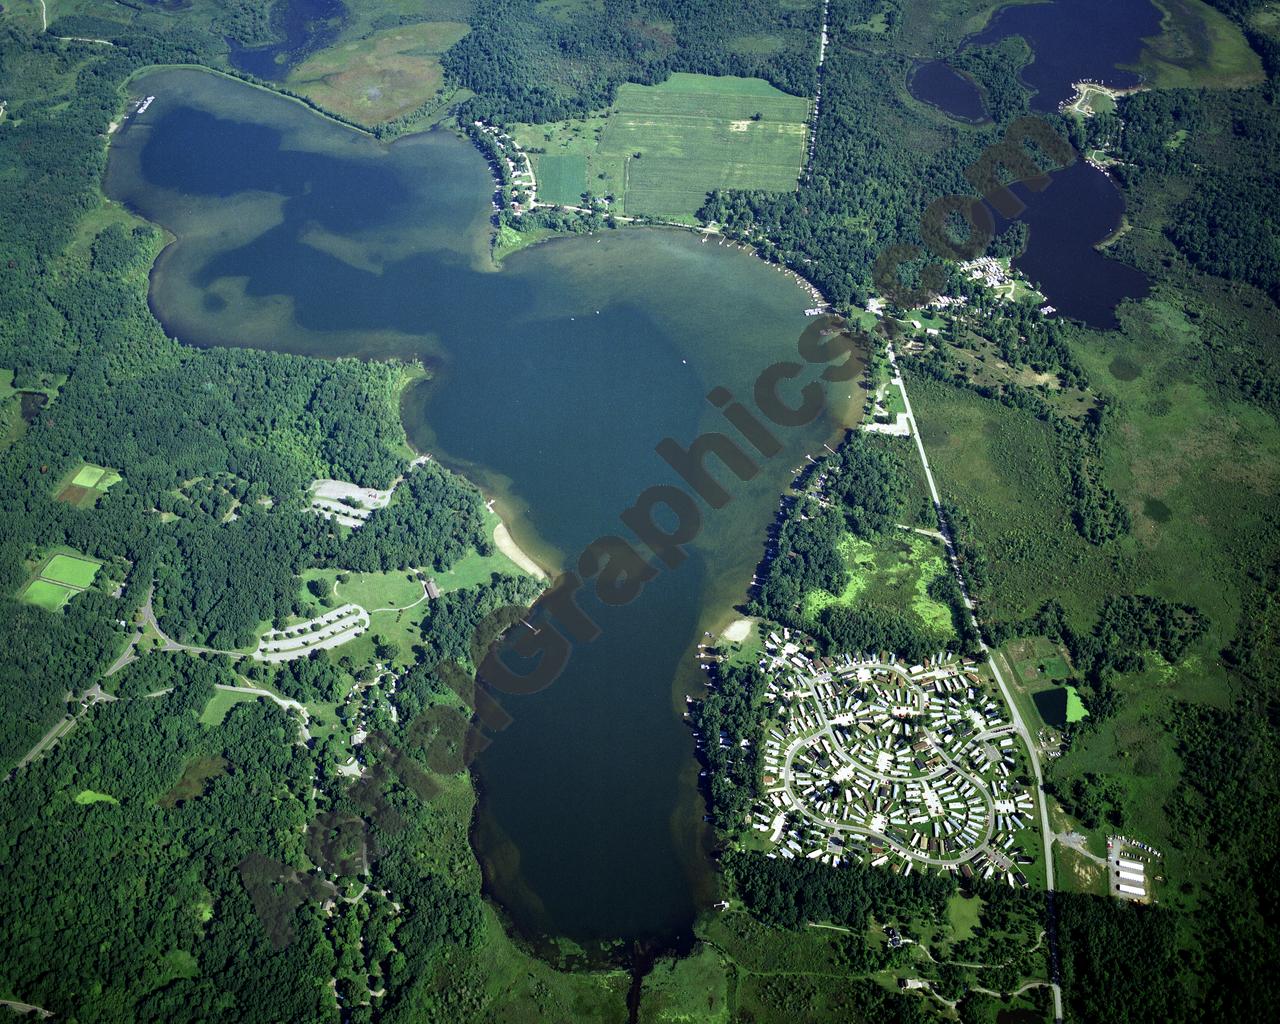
[535,153,589,206]
[286,19,470,125]
[515,73,810,219]
[18,550,102,610]
[55,461,123,507]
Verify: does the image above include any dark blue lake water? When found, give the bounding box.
[969,0,1163,110]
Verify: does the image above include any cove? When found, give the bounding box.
[227,0,347,81]
[968,0,1163,111]
[105,68,862,946]
[997,160,1149,329]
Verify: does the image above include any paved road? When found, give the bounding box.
[0,997,52,1019]
[775,663,1000,867]
[7,684,114,779]
[888,345,1065,1023]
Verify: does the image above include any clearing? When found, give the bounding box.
[56,462,123,507]
[801,532,956,646]
[514,73,810,218]
[19,550,102,609]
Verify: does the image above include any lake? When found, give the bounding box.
[968,0,1163,111]
[998,160,1150,329]
[227,0,347,81]
[106,68,863,947]
[908,60,989,122]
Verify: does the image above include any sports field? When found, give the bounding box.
[43,554,101,589]
[57,462,122,506]
[22,578,75,611]
[72,464,105,488]
[517,73,810,219]
[18,550,102,610]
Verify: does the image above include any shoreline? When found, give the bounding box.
[493,520,549,580]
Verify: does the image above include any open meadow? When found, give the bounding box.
[516,73,809,218]
[286,19,470,125]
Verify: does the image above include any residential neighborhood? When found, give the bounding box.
[751,631,1040,886]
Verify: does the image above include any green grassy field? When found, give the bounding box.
[536,152,588,206]
[637,944,730,1024]
[18,549,103,610]
[197,688,261,727]
[71,464,104,488]
[606,75,809,217]
[292,509,536,673]
[517,72,810,219]
[945,891,983,941]
[20,578,74,611]
[1065,686,1088,723]
[42,554,101,589]
[74,788,120,805]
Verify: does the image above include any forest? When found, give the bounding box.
[445,0,820,123]
[749,430,972,662]
[689,661,768,831]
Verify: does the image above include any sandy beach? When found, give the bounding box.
[494,521,549,579]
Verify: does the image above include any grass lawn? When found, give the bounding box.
[293,509,539,673]
[42,553,102,589]
[945,892,983,942]
[73,789,119,805]
[198,688,262,727]
[1065,685,1089,723]
[21,578,76,610]
[71,464,105,488]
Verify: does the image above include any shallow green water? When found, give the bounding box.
[107,68,863,944]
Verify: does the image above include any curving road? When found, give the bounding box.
[887,344,1064,1022]
[776,666,1001,867]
